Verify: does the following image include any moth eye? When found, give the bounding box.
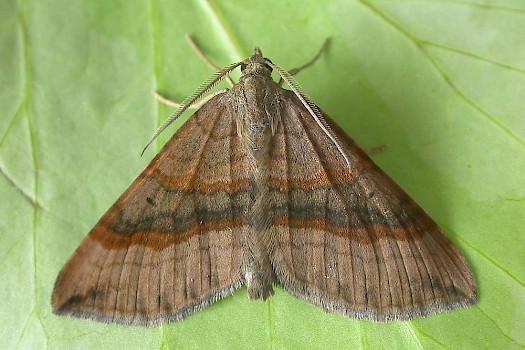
[240,63,247,71]
[263,58,273,72]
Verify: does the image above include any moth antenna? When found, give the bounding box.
[268,62,352,170]
[141,60,244,156]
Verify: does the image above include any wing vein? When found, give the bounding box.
[168,105,225,229]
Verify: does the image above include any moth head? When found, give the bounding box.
[240,47,273,75]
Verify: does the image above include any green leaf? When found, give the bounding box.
[1,0,523,349]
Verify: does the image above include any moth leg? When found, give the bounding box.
[153,89,228,109]
[278,38,330,86]
[365,144,389,154]
[185,34,235,87]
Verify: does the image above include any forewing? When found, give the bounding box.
[269,91,476,321]
[52,93,250,326]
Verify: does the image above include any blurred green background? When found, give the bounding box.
[1,1,523,349]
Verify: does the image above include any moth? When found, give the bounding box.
[52,39,476,326]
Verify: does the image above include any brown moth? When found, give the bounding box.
[52,41,476,326]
